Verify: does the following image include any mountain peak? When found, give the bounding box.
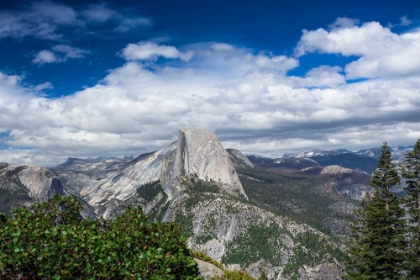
[161,128,247,199]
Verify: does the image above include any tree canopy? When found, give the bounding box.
[344,142,406,280]
[0,195,201,280]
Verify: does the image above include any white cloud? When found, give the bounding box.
[328,17,360,30]
[33,50,58,64]
[82,3,151,32]
[296,18,420,79]
[288,65,345,88]
[2,30,420,165]
[82,3,117,23]
[0,1,151,40]
[115,18,152,32]
[0,72,21,87]
[34,82,54,91]
[0,1,79,40]
[52,44,90,59]
[210,43,235,52]
[400,16,412,26]
[246,53,299,72]
[33,45,90,65]
[120,42,195,61]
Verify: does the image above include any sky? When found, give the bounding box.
[1,0,420,166]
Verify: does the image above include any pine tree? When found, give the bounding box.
[344,142,405,280]
[402,139,420,278]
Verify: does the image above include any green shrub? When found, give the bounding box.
[192,250,257,280]
[192,250,224,270]
[223,270,256,280]
[0,195,202,279]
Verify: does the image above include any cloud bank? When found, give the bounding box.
[1,18,420,166]
[296,20,420,79]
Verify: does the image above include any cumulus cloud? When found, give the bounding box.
[33,45,90,65]
[1,35,420,166]
[288,65,346,88]
[244,53,298,73]
[52,44,90,59]
[33,50,58,64]
[0,1,151,40]
[120,42,195,61]
[0,72,21,87]
[295,18,420,79]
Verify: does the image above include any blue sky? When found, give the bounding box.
[0,0,420,166]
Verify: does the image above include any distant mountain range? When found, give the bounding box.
[247,145,413,174]
[281,145,413,161]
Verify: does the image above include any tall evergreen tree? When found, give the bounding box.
[344,142,405,280]
[402,139,420,278]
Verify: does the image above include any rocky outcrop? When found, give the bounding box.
[320,165,356,175]
[194,258,225,280]
[298,263,342,280]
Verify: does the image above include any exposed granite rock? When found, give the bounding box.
[0,164,95,216]
[299,263,342,280]
[161,129,247,199]
[325,166,371,201]
[18,166,64,202]
[0,164,64,202]
[320,165,355,175]
[53,143,177,214]
[194,258,225,280]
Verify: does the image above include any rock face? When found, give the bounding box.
[0,164,64,202]
[161,129,247,199]
[0,164,65,214]
[18,166,64,202]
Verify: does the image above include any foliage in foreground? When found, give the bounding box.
[0,195,201,279]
